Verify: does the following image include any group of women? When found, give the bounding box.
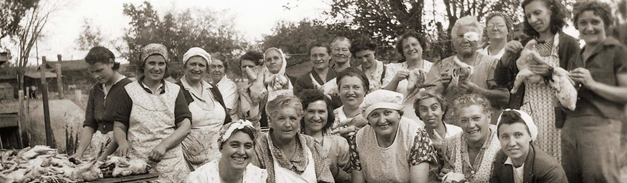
[70,0,627,182]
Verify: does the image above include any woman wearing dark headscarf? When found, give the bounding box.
[107,43,192,182]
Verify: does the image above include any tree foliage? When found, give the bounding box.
[75,19,104,51]
[262,19,334,64]
[0,0,39,40]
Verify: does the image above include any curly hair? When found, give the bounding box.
[266,94,304,122]
[395,31,427,60]
[485,12,514,40]
[211,52,229,71]
[573,0,613,30]
[350,38,377,57]
[297,89,335,133]
[452,93,493,118]
[521,0,569,38]
[85,46,120,70]
[336,67,370,93]
[413,92,448,120]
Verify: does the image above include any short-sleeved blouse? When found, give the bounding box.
[349,117,435,182]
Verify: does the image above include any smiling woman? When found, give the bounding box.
[250,94,335,183]
[188,120,268,183]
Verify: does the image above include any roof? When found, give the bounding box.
[41,60,88,71]
[24,71,58,79]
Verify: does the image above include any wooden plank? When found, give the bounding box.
[85,173,159,183]
[0,113,18,128]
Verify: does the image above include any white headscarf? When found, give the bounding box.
[263,47,287,76]
[360,90,404,118]
[183,47,212,66]
[496,109,538,141]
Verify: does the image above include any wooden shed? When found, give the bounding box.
[0,82,13,100]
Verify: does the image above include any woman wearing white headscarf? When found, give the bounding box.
[490,109,567,183]
[263,47,294,101]
[176,47,232,169]
[188,120,267,183]
[349,90,435,183]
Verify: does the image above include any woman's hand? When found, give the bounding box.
[458,81,479,92]
[529,62,552,76]
[569,68,596,87]
[437,168,451,181]
[393,70,410,82]
[149,143,167,162]
[504,40,524,53]
[118,141,130,157]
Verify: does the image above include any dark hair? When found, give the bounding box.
[521,0,569,38]
[395,31,427,60]
[496,110,532,139]
[309,43,331,56]
[336,67,370,93]
[485,12,514,41]
[573,1,613,30]
[413,92,448,121]
[219,127,256,150]
[350,38,377,57]
[211,52,229,71]
[85,46,120,70]
[298,89,335,133]
[240,51,264,66]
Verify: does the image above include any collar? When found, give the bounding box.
[504,157,525,168]
[583,37,624,58]
[138,76,166,94]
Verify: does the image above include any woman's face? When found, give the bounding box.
[338,76,366,108]
[143,55,167,82]
[331,40,351,64]
[453,26,480,56]
[417,97,444,130]
[367,108,401,137]
[487,16,509,40]
[240,59,258,77]
[220,131,254,170]
[184,56,207,83]
[87,61,115,84]
[402,37,423,60]
[270,107,301,141]
[265,50,283,74]
[498,123,532,164]
[457,104,491,144]
[354,50,376,69]
[524,0,552,34]
[577,10,607,46]
[210,59,226,82]
[303,100,329,134]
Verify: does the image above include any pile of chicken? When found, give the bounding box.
[0,145,150,183]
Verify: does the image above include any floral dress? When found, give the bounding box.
[519,34,562,163]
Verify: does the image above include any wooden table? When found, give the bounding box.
[85,173,159,183]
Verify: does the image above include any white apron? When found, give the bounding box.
[271,141,317,183]
[125,81,190,183]
[182,91,225,169]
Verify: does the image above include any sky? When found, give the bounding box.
[2,0,329,65]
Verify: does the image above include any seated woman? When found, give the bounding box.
[298,89,351,182]
[177,47,231,169]
[425,16,509,126]
[491,109,567,183]
[350,90,434,183]
[331,67,369,137]
[73,46,132,161]
[439,94,501,183]
[251,95,334,183]
[107,43,192,182]
[188,120,268,183]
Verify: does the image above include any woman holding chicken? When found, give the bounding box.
[425,16,509,126]
[494,0,581,163]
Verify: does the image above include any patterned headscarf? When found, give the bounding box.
[182,47,212,66]
[141,43,169,63]
[217,120,257,144]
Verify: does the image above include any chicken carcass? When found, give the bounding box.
[550,67,577,111]
[511,40,546,94]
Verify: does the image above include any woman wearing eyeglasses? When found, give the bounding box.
[478,12,514,59]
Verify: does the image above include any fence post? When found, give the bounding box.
[55,63,63,99]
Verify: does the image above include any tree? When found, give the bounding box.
[75,19,104,51]
[0,0,39,40]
